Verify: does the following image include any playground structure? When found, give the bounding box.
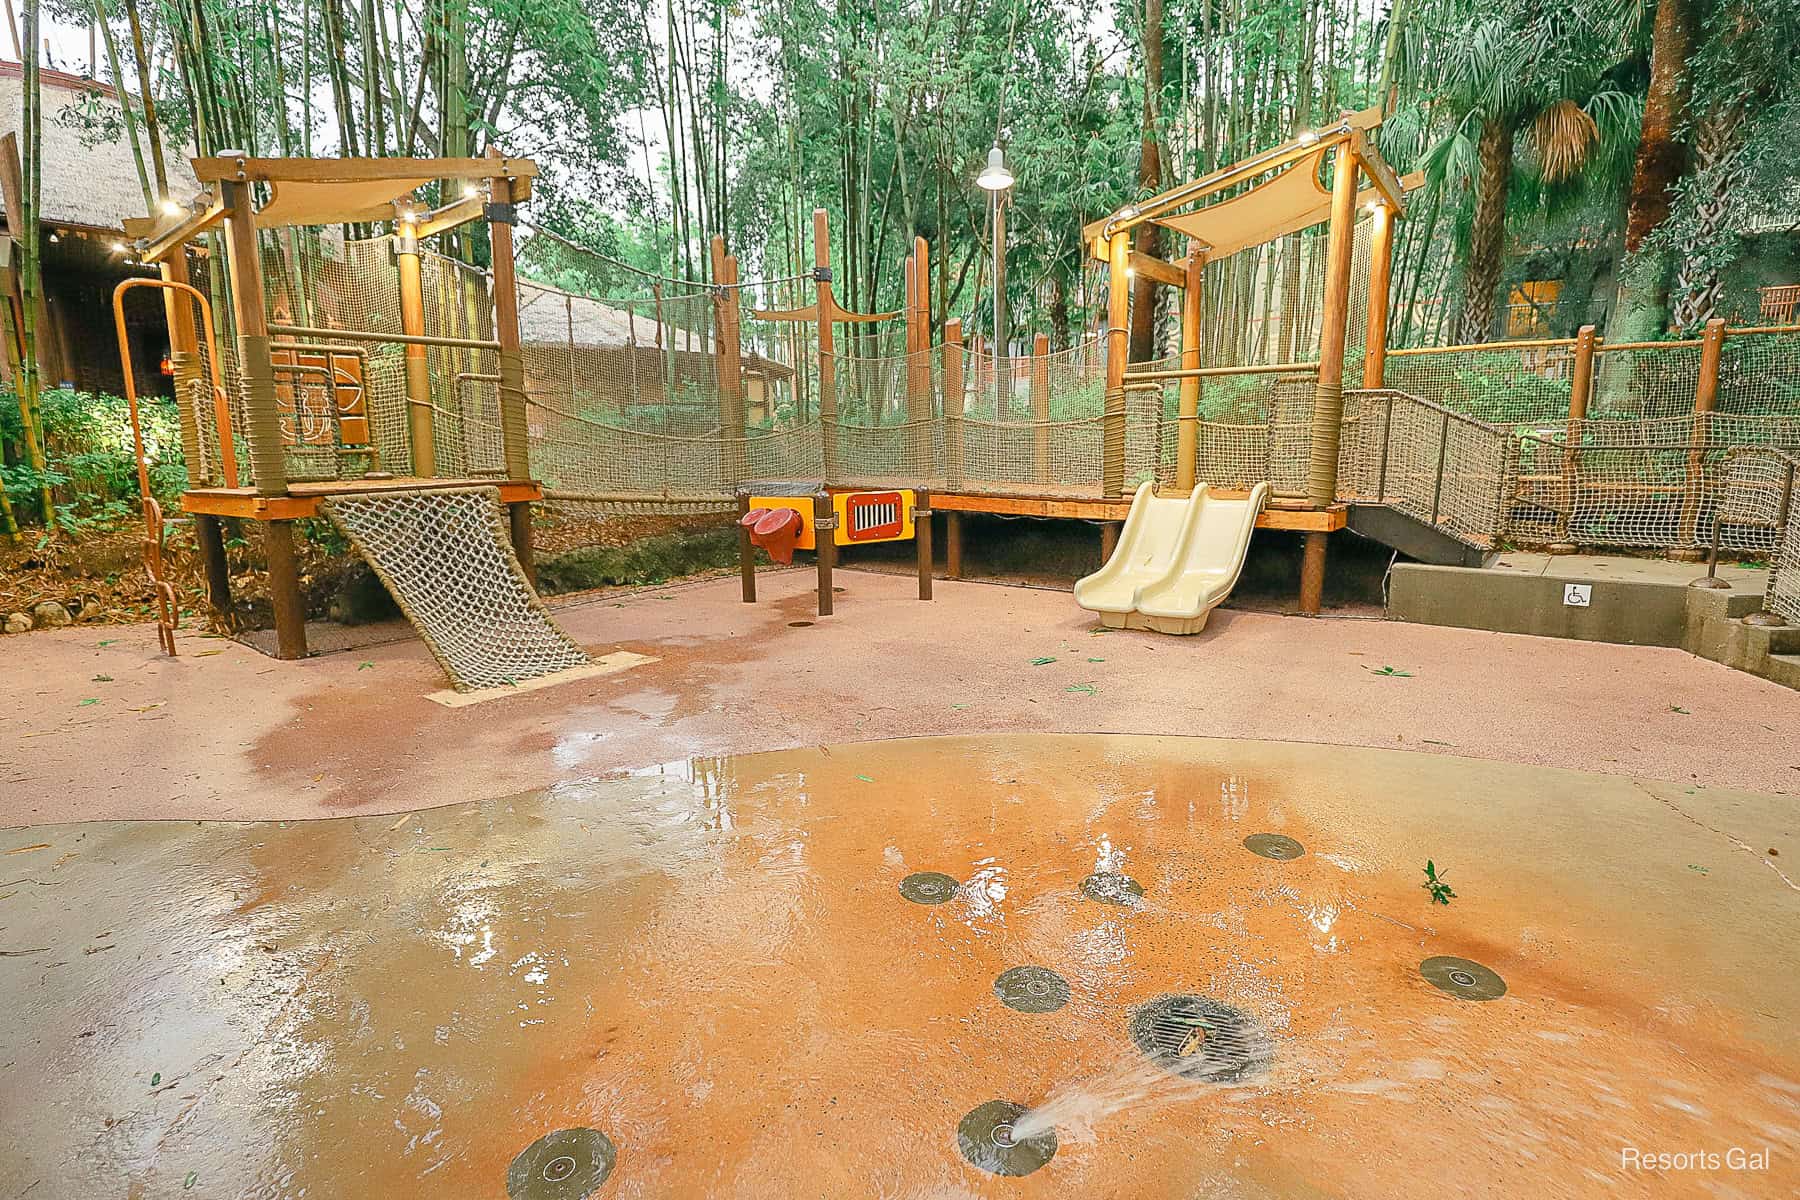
[111,122,1800,664]
[115,152,601,691]
[735,483,932,617]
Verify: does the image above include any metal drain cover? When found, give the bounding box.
[1079,872,1144,905]
[955,1099,1057,1176]
[994,966,1071,1013]
[507,1128,616,1200]
[900,871,960,905]
[1243,833,1305,860]
[1128,994,1272,1082]
[1419,955,1507,1001]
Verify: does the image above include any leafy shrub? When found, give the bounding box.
[0,387,188,532]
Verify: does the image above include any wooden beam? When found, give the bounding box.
[180,477,543,520]
[1128,251,1186,288]
[415,192,487,238]
[1349,127,1406,215]
[192,155,538,184]
[931,490,1347,531]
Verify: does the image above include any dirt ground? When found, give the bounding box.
[3,568,1796,827]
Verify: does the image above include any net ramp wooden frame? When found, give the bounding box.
[123,152,541,660]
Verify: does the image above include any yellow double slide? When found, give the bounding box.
[1074,480,1271,635]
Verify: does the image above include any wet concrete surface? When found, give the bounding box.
[3,569,1798,828]
[2,734,1796,1198]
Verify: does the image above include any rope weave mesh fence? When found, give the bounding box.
[180,230,1800,562]
[320,486,589,692]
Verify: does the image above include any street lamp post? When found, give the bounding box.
[977,145,1014,416]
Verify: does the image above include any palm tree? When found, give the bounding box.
[1426,0,1635,342]
[1608,0,1694,342]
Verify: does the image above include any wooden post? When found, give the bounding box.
[1298,530,1328,616]
[486,148,534,573]
[1177,242,1205,490]
[1030,332,1051,482]
[736,489,756,603]
[1361,201,1394,389]
[1298,138,1361,616]
[265,519,307,659]
[711,235,745,485]
[946,512,964,579]
[1551,323,1597,552]
[394,208,436,476]
[218,177,287,496]
[1678,317,1727,552]
[814,487,835,616]
[160,250,205,486]
[907,236,932,479]
[813,210,839,485]
[195,513,232,619]
[1100,519,1121,561]
[943,318,965,491]
[915,488,933,599]
[1102,231,1131,498]
[1308,139,1361,508]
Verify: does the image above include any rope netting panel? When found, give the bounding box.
[1741,449,1800,623]
[1508,415,1800,551]
[1149,370,1319,496]
[1718,331,1800,416]
[320,486,588,692]
[1589,342,1703,421]
[1198,215,1372,370]
[1336,389,1513,547]
[1384,343,1577,428]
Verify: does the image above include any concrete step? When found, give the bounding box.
[1767,653,1800,691]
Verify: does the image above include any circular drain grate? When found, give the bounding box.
[955,1099,1057,1177]
[507,1128,616,1200]
[900,871,960,905]
[994,966,1071,1013]
[1243,833,1305,860]
[1128,994,1272,1082]
[1079,872,1144,905]
[1419,955,1507,1001]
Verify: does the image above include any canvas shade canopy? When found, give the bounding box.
[1082,109,1407,262]
[127,157,539,261]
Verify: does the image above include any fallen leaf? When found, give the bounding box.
[6,843,52,854]
[91,675,113,682]
[855,774,875,783]
[78,698,99,707]
[194,649,223,658]
[1029,656,1056,666]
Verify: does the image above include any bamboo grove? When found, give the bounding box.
[15,0,1800,361]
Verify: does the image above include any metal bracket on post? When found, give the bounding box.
[814,513,840,532]
[813,266,833,283]
[482,201,518,225]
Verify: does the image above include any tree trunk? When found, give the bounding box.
[1127,0,1165,364]
[1458,114,1513,344]
[1669,108,1748,331]
[1608,0,1696,342]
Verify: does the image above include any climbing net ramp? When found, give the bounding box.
[321,486,590,693]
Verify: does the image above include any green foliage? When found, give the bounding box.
[534,527,739,594]
[0,387,185,532]
[1421,860,1457,905]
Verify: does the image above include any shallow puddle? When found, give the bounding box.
[1,734,1795,1197]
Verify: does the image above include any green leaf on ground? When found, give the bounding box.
[1420,860,1456,905]
[97,640,116,647]
[1066,683,1098,696]
[1668,704,1689,714]
[1029,656,1056,666]
[1087,657,1105,663]
[357,662,374,671]
[91,675,112,682]
[78,698,99,707]
[1687,864,1709,874]
[950,703,969,710]
[184,1171,197,1189]
[1366,665,1413,677]
[150,1072,161,1086]
[855,774,875,783]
